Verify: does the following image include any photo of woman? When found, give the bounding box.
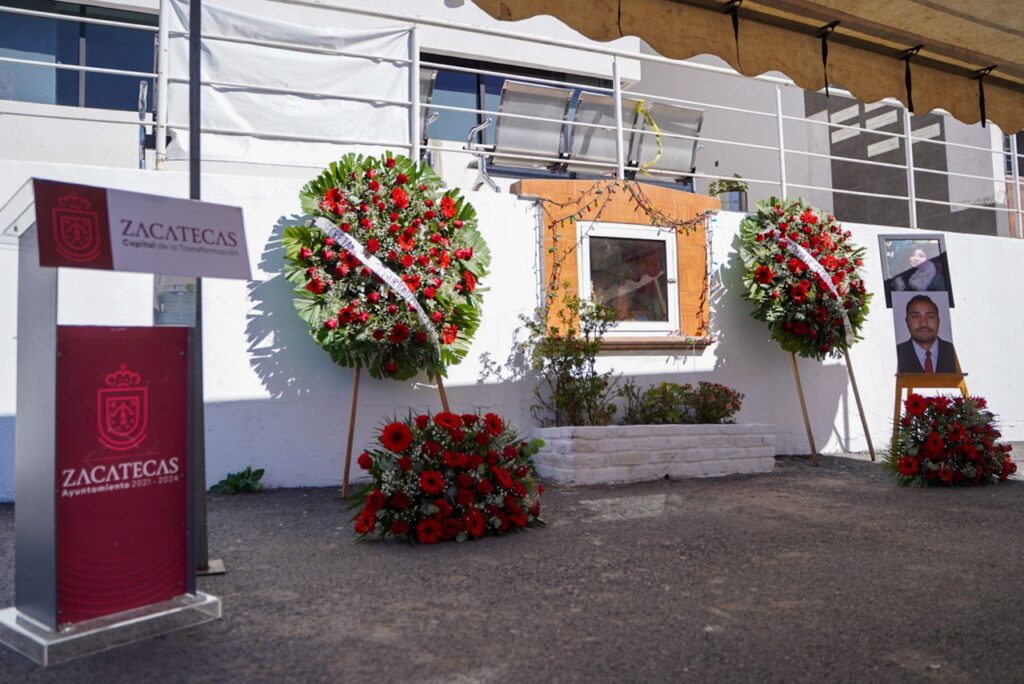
[878,234,953,308]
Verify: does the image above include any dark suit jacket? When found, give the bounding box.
[896,338,958,373]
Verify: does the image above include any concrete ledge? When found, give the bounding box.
[532,424,776,485]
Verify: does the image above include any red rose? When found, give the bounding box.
[491,466,514,489]
[424,440,442,456]
[433,412,462,430]
[456,489,476,507]
[398,456,412,472]
[456,474,474,488]
[502,445,517,459]
[401,255,415,269]
[483,413,504,435]
[390,519,408,535]
[366,238,380,254]
[385,157,396,168]
[441,517,464,540]
[354,509,376,534]
[299,247,313,260]
[395,173,408,185]
[433,498,453,519]
[357,451,373,470]
[464,510,486,538]
[419,470,445,495]
[416,518,442,544]
[414,414,430,429]
[380,422,413,453]
[475,479,493,494]
[389,491,410,509]
[475,433,490,446]
[447,427,465,443]
[324,318,338,330]
[391,187,409,209]
[366,488,385,510]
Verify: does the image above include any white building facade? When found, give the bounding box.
[1,0,1022,500]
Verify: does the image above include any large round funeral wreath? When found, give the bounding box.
[739,197,871,361]
[283,153,490,380]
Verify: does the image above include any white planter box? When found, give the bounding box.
[531,424,776,485]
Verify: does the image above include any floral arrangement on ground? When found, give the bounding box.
[739,197,871,360]
[351,411,545,544]
[884,394,1016,486]
[282,152,490,380]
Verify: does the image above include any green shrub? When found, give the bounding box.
[619,380,743,425]
[210,466,265,494]
[520,294,619,427]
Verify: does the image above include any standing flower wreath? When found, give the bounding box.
[884,394,1016,486]
[282,153,490,380]
[739,197,871,360]
[352,411,545,544]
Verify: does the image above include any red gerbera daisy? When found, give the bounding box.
[897,457,919,476]
[380,422,413,453]
[905,393,928,417]
[483,412,504,436]
[390,519,409,536]
[922,431,945,457]
[416,517,442,544]
[419,470,445,495]
[441,517,464,540]
[440,195,457,219]
[354,509,376,535]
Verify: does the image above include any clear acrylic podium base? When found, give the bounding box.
[0,592,221,666]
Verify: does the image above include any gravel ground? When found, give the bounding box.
[1,455,1023,683]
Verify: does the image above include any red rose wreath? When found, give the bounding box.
[283,153,490,380]
[739,197,871,360]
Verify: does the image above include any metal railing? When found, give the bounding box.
[1,1,1020,237]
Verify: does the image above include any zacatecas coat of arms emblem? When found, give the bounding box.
[97,363,149,452]
[52,191,101,263]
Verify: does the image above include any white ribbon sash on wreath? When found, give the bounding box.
[783,240,855,345]
[313,217,441,355]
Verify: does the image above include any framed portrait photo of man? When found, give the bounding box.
[878,234,953,308]
[892,291,961,374]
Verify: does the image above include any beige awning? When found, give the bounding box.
[473,0,1024,133]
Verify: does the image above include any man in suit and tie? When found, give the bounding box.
[896,294,959,373]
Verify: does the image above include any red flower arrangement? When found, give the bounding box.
[283,152,491,380]
[739,197,872,360]
[885,394,1016,486]
[351,411,545,543]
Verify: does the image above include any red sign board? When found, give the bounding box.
[55,326,189,625]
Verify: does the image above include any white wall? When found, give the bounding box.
[2,159,1022,500]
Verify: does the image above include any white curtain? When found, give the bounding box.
[166,0,412,167]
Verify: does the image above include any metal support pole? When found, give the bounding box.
[903,107,918,229]
[188,0,222,576]
[612,56,625,180]
[410,25,420,162]
[155,0,170,169]
[1010,133,1022,238]
[774,85,787,196]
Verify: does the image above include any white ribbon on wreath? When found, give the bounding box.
[313,216,442,355]
[783,239,855,344]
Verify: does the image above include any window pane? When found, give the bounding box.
[589,237,669,322]
[0,1,79,105]
[83,7,156,111]
[426,69,477,143]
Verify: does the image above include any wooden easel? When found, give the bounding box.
[790,349,876,466]
[892,371,969,446]
[340,370,451,498]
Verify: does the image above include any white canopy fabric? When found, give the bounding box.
[473,0,1024,133]
[167,0,412,167]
